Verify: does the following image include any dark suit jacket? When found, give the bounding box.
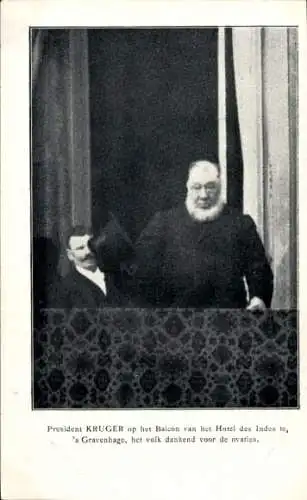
[134,205,273,308]
[49,267,128,309]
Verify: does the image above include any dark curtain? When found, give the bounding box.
[32,29,72,244]
[32,28,92,319]
[226,28,243,212]
[89,28,219,240]
[32,29,71,314]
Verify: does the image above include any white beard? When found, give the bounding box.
[185,196,225,222]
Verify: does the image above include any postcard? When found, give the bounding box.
[1,1,307,499]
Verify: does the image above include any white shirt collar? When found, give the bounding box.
[75,265,107,296]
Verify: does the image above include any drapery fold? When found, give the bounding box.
[232,27,298,308]
[32,29,91,275]
[31,30,46,91]
[232,28,264,236]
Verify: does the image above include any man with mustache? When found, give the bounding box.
[135,159,273,310]
[51,220,133,309]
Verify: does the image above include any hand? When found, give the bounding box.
[246,297,267,312]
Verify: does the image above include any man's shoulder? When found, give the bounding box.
[142,207,177,230]
[48,270,78,307]
[221,206,255,225]
[57,268,89,292]
[151,205,186,222]
[60,268,79,284]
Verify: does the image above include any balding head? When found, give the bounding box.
[187,160,220,186]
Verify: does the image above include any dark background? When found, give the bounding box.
[89,29,220,239]
[32,28,243,243]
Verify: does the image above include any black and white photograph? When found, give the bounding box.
[32,26,298,409]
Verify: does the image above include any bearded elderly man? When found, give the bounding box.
[135,160,273,310]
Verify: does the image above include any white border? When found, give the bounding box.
[1,2,307,500]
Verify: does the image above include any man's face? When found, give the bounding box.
[67,234,97,271]
[186,162,221,210]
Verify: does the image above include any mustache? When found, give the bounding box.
[80,253,96,261]
[196,198,215,203]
